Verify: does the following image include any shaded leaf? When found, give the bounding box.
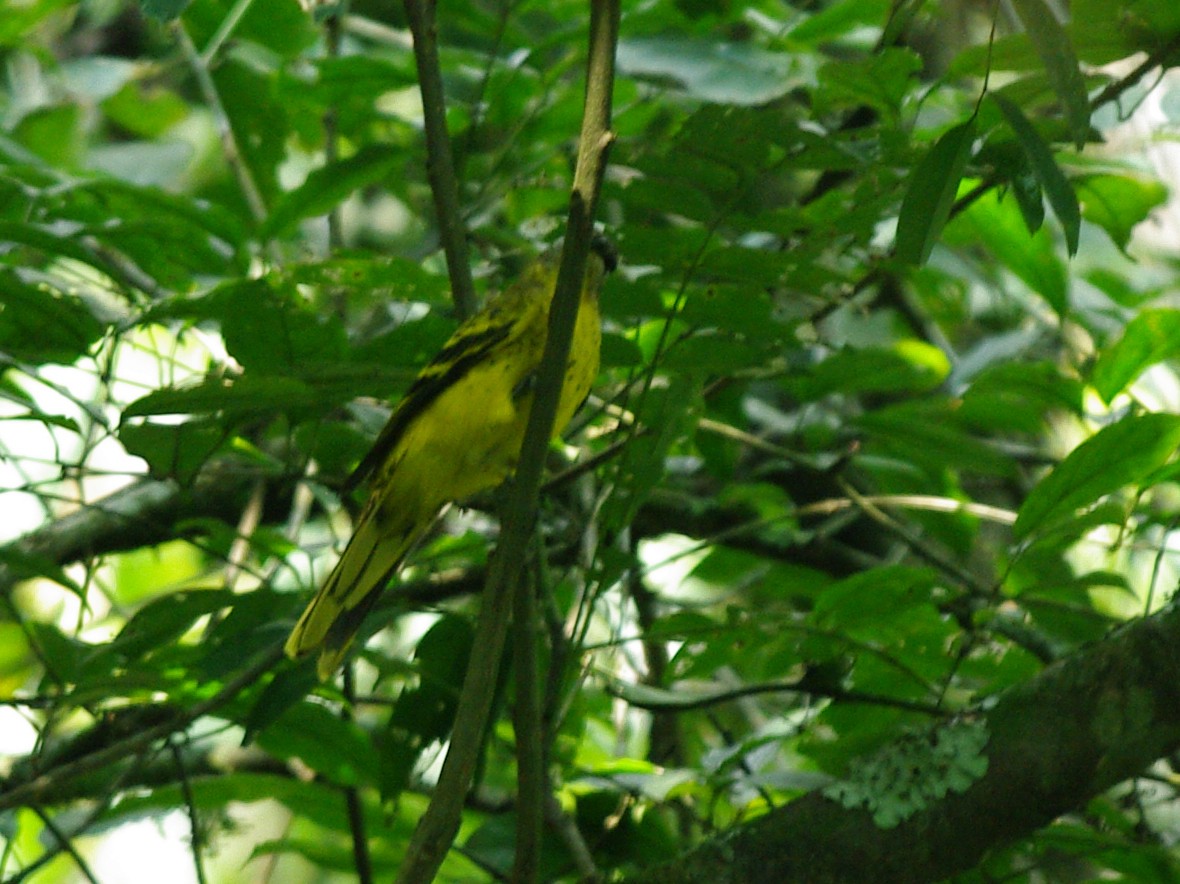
[896,119,976,266]
[0,270,105,365]
[992,92,1080,254]
[119,419,229,484]
[263,145,401,239]
[257,701,379,787]
[1010,0,1091,148]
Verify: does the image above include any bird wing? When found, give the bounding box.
[342,310,517,496]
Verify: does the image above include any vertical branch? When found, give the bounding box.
[394,3,619,881]
[403,0,478,319]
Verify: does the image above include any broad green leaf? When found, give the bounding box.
[944,189,1068,314]
[243,665,321,743]
[599,375,703,534]
[992,93,1081,255]
[1092,309,1180,403]
[0,548,84,595]
[14,104,84,167]
[789,342,950,400]
[102,589,236,662]
[262,145,401,239]
[310,55,418,105]
[1076,173,1168,252]
[102,82,189,137]
[258,701,379,787]
[209,278,349,373]
[1010,0,1091,148]
[663,334,774,374]
[857,398,1016,479]
[119,419,228,483]
[139,0,191,22]
[1006,154,1046,234]
[960,361,1085,433]
[377,616,472,801]
[1013,413,1180,539]
[788,0,891,44]
[1071,0,1180,64]
[123,375,324,420]
[0,220,132,284]
[895,119,976,266]
[815,49,922,118]
[617,37,810,105]
[0,270,105,365]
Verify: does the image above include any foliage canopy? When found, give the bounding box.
[4,0,1180,881]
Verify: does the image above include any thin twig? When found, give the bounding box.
[342,666,374,884]
[0,643,285,812]
[174,22,268,224]
[25,807,100,884]
[511,561,543,884]
[545,792,601,882]
[170,737,209,884]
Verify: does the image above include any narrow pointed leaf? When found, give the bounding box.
[896,119,976,266]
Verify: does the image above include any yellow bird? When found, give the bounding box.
[286,239,616,678]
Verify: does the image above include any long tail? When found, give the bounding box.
[285,499,425,679]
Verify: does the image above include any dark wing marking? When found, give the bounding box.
[343,317,515,495]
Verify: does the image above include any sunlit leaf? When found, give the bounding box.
[1014,413,1180,539]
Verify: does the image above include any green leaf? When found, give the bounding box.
[1091,309,1180,403]
[1006,154,1046,234]
[1013,413,1180,539]
[1076,173,1168,252]
[0,220,131,284]
[122,375,325,421]
[815,49,922,118]
[991,93,1081,255]
[787,0,891,44]
[262,145,401,239]
[243,665,321,743]
[139,0,191,20]
[0,270,105,365]
[102,589,236,662]
[1010,0,1091,148]
[960,361,1084,433]
[257,701,380,787]
[119,419,229,483]
[213,278,349,374]
[789,342,950,400]
[857,398,1017,479]
[895,119,976,266]
[377,616,473,801]
[944,189,1068,314]
[617,36,810,105]
[0,548,84,595]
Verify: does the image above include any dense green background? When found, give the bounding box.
[4,0,1180,880]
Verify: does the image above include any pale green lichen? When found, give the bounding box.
[822,719,990,828]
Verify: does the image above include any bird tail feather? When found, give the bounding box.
[285,506,422,678]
